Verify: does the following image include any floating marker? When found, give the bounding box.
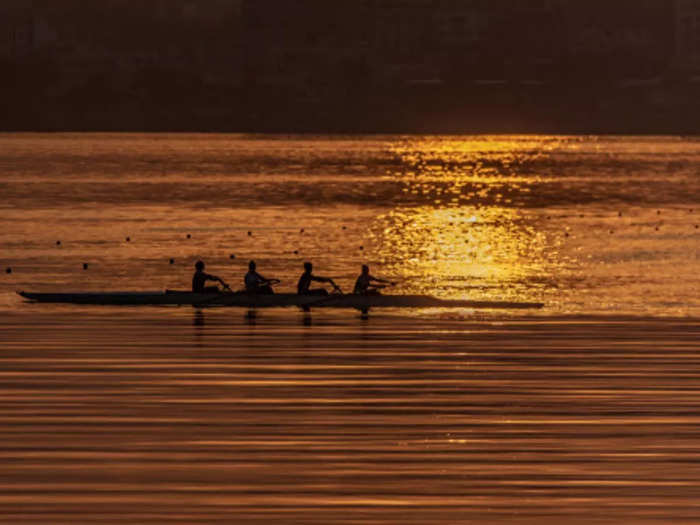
[5,267,11,274]
[169,258,174,265]
[609,230,614,234]
[657,210,661,215]
[655,226,659,231]
[83,263,88,270]
[229,254,236,259]
[359,246,364,250]
[126,237,130,242]
[342,226,347,230]
[300,228,304,233]
[618,212,622,217]
[564,232,569,237]
[293,250,299,255]
[186,234,191,239]
[247,231,252,236]
[695,225,698,229]
[579,214,584,218]
[56,240,61,246]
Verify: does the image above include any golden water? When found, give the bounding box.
[2,312,699,523]
[1,134,699,522]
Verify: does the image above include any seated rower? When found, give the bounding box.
[244,260,277,294]
[192,260,229,293]
[353,264,394,295]
[297,262,339,296]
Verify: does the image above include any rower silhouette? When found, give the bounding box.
[353,264,394,295]
[192,260,228,293]
[244,260,277,294]
[297,262,339,296]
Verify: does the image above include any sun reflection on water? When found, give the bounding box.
[369,206,552,302]
[366,137,564,303]
[388,136,560,209]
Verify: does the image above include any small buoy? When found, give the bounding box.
[579,214,584,218]
[359,246,364,250]
[609,230,614,234]
[229,254,236,260]
[342,226,347,230]
[618,212,622,217]
[83,263,88,270]
[564,232,569,237]
[546,216,551,220]
[655,226,659,231]
[695,225,698,229]
[5,267,11,274]
[300,228,304,233]
[293,250,299,255]
[169,258,174,265]
[247,231,252,236]
[56,240,61,246]
[657,210,661,215]
[186,234,191,239]
[126,237,130,242]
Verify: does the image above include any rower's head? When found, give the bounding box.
[195,260,205,271]
[361,264,369,274]
[304,261,312,273]
[248,260,256,271]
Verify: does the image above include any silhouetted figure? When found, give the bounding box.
[297,262,338,296]
[353,264,394,295]
[244,260,277,294]
[192,260,227,293]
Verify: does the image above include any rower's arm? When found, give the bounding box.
[204,273,230,289]
[370,275,392,284]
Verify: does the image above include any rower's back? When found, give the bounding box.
[297,270,312,294]
[354,265,372,294]
[191,261,220,293]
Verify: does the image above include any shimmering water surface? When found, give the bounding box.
[1,134,699,523]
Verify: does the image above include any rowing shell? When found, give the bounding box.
[17,291,543,309]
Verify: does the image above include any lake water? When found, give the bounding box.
[0,134,699,523]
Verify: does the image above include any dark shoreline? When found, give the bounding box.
[6,129,700,135]
[6,80,700,135]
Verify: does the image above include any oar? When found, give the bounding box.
[194,282,237,308]
[301,283,344,310]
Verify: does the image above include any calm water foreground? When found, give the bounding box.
[1,134,699,523]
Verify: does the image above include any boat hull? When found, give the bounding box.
[17,291,544,309]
